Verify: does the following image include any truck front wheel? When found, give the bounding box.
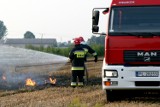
[106,90,115,102]
[106,90,123,102]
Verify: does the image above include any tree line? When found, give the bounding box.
[0,20,105,57]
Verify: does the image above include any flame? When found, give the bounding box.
[49,78,56,84]
[25,78,36,86]
[2,75,6,80]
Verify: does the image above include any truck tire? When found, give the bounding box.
[106,90,123,102]
[106,90,115,102]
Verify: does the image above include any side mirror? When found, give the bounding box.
[92,10,100,25]
[92,25,99,32]
[92,8,109,34]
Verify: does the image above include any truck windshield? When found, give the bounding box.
[109,6,160,36]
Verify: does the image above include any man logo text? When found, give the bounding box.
[137,52,157,57]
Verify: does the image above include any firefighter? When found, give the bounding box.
[79,36,98,62]
[69,38,86,87]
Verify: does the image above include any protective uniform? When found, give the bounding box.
[79,36,98,62]
[69,38,86,87]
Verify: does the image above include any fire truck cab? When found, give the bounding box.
[92,0,160,101]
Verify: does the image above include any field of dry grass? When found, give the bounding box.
[0,59,160,107]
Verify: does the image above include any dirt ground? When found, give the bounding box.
[0,59,160,107]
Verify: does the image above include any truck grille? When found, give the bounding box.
[124,50,160,62]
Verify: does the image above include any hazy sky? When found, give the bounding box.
[0,0,112,42]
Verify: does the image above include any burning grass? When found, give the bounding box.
[0,59,160,107]
[0,70,57,90]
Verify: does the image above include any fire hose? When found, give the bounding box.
[84,64,88,85]
[84,59,103,84]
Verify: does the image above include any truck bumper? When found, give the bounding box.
[102,60,160,90]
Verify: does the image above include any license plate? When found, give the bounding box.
[136,71,159,77]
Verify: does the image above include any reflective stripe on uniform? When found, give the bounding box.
[78,82,84,86]
[71,82,77,86]
[74,50,85,58]
[92,52,97,56]
[83,48,88,54]
[71,67,84,70]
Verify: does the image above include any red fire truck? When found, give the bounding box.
[92,0,160,101]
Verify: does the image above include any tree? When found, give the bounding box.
[0,20,7,39]
[24,31,35,39]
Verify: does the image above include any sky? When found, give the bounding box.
[0,0,112,42]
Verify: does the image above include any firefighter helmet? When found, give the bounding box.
[73,38,80,45]
[79,36,85,42]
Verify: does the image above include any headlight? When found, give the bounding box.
[104,70,118,78]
